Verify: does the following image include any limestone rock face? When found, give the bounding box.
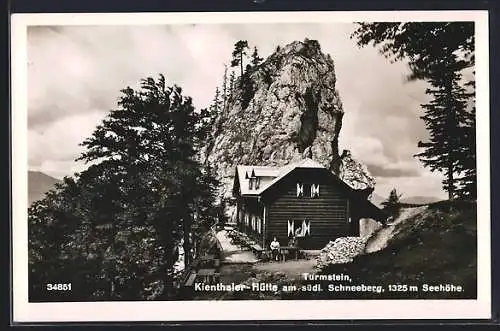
[203,39,375,203]
[338,150,376,191]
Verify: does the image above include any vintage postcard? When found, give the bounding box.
[11,10,490,322]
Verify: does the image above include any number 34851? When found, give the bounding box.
[46,283,72,291]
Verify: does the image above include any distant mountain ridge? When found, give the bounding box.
[370,192,442,208]
[400,196,442,205]
[28,171,61,206]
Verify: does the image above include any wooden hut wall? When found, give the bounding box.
[264,168,350,249]
[239,197,264,242]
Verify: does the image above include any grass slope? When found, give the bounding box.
[316,200,477,299]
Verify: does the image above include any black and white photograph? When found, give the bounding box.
[11,11,491,322]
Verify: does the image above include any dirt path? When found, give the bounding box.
[216,230,259,263]
[254,259,317,279]
[216,229,316,278]
[191,231,318,300]
[365,206,427,253]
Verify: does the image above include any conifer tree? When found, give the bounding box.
[382,188,402,219]
[250,46,263,68]
[415,58,471,200]
[231,40,249,79]
[209,86,222,120]
[221,64,228,109]
[228,70,236,97]
[455,77,476,199]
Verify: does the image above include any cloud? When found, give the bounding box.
[366,163,420,178]
[28,110,107,175]
[344,136,389,165]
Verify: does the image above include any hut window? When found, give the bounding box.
[248,178,254,190]
[311,184,320,198]
[255,177,260,189]
[288,219,311,237]
[245,213,249,225]
[295,220,311,237]
[296,183,304,197]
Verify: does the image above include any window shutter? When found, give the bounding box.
[311,184,320,198]
[303,220,311,235]
[287,220,294,236]
[296,183,304,197]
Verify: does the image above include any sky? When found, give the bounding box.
[27,23,449,200]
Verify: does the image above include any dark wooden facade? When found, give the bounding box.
[264,168,350,249]
[233,162,386,250]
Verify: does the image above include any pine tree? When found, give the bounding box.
[228,70,236,97]
[221,64,228,109]
[250,46,263,68]
[240,65,255,109]
[213,86,221,109]
[414,55,471,200]
[231,40,249,80]
[209,86,222,123]
[455,77,476,199]
[382,188,402,219]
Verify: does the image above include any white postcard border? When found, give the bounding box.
[11,10,491,322]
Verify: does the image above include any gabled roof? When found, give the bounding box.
[234,158,326,196]
[235,165,280,195]
[257,158,326,195]
[232,157,387,222]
